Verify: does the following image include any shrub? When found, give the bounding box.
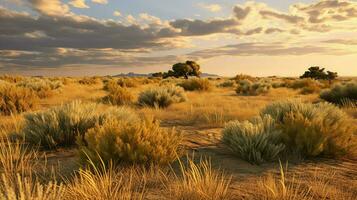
[287,78,323,94]
[232,74,255,82]
[0,84,38,115]
[235,80,271,96]
[218,80,235,88]
[169,158,232,200]
[103,86,134,106]
[261,100,356,157]
[117,78,137,88]
[17,78,63,98]
[78,77,99,85]
[178,78,212,91]
[138,85,187,108]
[0,75,24,83]
[22,101,138,149]
[222,115,285,164]
[320,81,357,105]
[78,117,182,166]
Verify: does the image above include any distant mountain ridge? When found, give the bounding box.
[112,72,219,77]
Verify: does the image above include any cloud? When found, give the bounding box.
[169,18,238,36]
[322,39,357,45]
[69,0,89,9]
[27,0,70,16]
[113,11,121,17]
[188,42,354,59]
[259,10,304,24]
[92,0,107,5]
[198,3,222,12]
[233,5,251,20]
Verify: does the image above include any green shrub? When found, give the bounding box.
[17,78,63,98]
[218,80,236,88]
[22,101,138,149]
[261,100,356,157]
[138,85,187,108]
[235,80,271,96]
[102,86,134,106]
[0,84,38,115]
[78,117,182,166]
[320,81,357,105]
[178,78,212,91]
[222,115,285,164]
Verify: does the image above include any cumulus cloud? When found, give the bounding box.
[27,0,69,16]
[92,0,107,4]
[198,3,222,12]
[1,0,357,74]
[69,0,89,9]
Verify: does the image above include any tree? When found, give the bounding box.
[300,66,338,81]
[156,61,202,79]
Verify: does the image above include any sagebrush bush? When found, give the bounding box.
[138,85,187,108]
[78,117,182,166]
[22,101,138,149]
[17,78,63,98]
[232,74,255,82]
[0,75,24,83]
[222,115,285,164]
[117,78,137,87]
[235,80,271,96]
[287,78,323,94]
[78,77,99,85]
[178,78,212,91]
[320,81,357,105]
[218,80,236,88]
[103,86,134,106]
[0,84,38,115]
[261,100,356,157]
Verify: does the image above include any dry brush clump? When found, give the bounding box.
[178,78,212,91]
[17,77,63,98]
[78,117,182,166]
[168,158,232,200]
[320,81,357,105]
[235,80,271,96]
[0,83,38,115]
[261,100,356,158]
[286,78,324,94]
[222,115,285,164]
[138,85,187,108]
[0,75,24,84]
[22,101,138,149]
[78,77,99,85]
[217,80,236,88]
[102,86,134,106]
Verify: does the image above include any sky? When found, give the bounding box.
[0,0,356,77]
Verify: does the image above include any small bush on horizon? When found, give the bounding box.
[261,100,356,158]
[138,85,187,108]
[0,84,38,115]
[78,117,182,166]
[320,81,357,105]
[178,78,212,91]
[222,115,285,164]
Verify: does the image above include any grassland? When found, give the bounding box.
[0,75,356,199]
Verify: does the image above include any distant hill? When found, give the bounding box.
[112,72,219,77]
